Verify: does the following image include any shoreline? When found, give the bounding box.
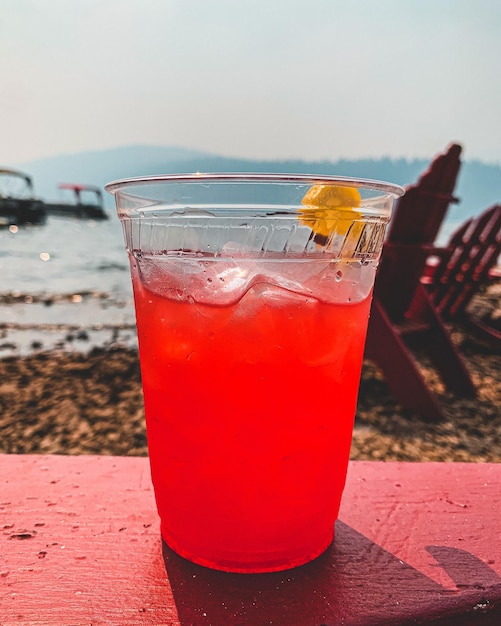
[0,290,136,357]
[0,326,499,463]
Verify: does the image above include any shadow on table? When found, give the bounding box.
[162,520,501,625]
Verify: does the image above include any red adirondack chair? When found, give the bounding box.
[364,143,477,421]
[409,204,501,347]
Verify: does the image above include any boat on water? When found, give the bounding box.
[44,183,109,220]
[0,168,47,227]
[1,169,108,226]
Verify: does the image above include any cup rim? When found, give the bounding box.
[105,172,405,198]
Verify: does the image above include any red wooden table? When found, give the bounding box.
[1,455,500,625]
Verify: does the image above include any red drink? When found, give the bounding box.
[131,253,373,572]
[107,173,403,573]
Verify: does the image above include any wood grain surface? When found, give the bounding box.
[1,455,500,625]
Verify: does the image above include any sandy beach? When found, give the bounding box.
[0,284,499,462]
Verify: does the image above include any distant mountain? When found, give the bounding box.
[14,144,501,241]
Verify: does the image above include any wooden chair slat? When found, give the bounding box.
[366,143,477,421]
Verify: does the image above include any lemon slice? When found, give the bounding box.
[300,184,362,242]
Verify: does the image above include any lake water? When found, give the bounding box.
[0,213,132,298]
[0,214,137,356]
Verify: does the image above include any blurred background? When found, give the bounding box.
[1,0,501,353]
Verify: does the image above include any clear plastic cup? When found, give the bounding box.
[106,173,404,573]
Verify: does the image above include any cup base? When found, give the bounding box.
[161,527,335,574]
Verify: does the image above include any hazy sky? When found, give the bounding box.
[2,0,501,165]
